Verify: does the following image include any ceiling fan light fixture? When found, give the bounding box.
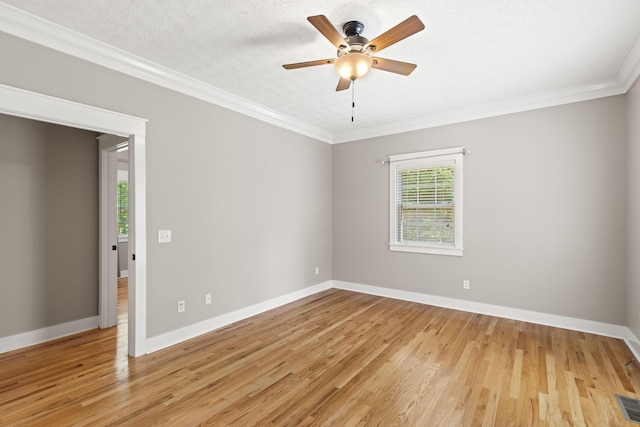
[282,15,424,91]
[335,52,372,81]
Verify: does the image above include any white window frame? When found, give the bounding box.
[388,147,464,256]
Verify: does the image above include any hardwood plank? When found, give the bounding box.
[0,285,639,426]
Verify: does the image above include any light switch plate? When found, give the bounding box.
[158,229,172,243]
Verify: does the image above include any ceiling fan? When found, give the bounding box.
[283,15,425,91]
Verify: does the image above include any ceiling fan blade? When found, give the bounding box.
[283,58,335,70]
[336,78,351,91]
[365,15,425,54]
[307,15,349,49]
[372,57,417,75]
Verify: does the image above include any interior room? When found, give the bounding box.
[1,1,640,425]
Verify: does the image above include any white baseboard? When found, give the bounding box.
[5,281,633,362]
[147,279,639,357]
[333,280,629,340]
[119,270,128,278]
[146,281,333,354]
[623,328,640,361]
[0,316,99,354]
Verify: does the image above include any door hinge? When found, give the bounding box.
[112,245,117,251]
[132,254,136,261]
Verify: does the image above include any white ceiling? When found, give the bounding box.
[1,1,640,143]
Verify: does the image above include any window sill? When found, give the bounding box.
[389,243,463,257]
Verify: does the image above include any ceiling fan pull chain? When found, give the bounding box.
[351,81,355,122]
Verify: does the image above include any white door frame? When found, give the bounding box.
[0,83,148,357]
[98,134,128,329]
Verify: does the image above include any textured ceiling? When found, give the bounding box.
[2,0,640,142]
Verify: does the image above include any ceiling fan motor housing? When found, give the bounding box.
[335,20,372,80]
[343,21,364,36]
[340,21,369,55]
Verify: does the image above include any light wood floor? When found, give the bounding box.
[1,281,639,426]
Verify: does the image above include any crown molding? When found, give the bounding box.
[332,35,640,143]
[1,4,639,145]
[619,36,640,92]
[332,78,627,143]
[0,3,332,143]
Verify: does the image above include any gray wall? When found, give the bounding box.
[333,96,628,325]
[1,29,634,343]
[0,33,332,339]
[118,241,128,276]
[0,115,99,336]
[628,80,640,339]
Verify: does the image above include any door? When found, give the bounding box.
[98,134,128,328]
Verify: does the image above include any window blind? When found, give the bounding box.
[396,165,455,245]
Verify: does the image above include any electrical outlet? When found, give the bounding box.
[463,280,470,290]
[315,267,320,275]
[177,300,185,313]
[205,293,212,305]
[158,229,172,243]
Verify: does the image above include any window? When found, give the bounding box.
[117,180,128,238]
[389,147,464,256]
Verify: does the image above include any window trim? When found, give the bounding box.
[388,147,464,256]
[117,178,129,239]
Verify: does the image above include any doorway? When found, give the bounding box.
[98,134,128,331]
[0,83,148,357]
